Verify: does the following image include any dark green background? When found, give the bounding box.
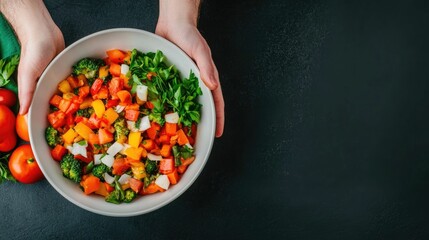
[1,0,429,239]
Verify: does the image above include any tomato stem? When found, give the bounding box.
[27,158,34,164]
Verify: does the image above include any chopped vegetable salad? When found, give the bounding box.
[45,48,201,204]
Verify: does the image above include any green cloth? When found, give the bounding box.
[0,13,20,59]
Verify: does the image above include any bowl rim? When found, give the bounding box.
[28,28,215,217]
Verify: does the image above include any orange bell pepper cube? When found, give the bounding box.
[124,146,143,160]
[98,128,114,144]
[80,175,101,195]
[106,49,126,64]
[49,95,62,108]
[93,86,108,99]
[94,181,109,197]
[88,133,100,145]
[141,182,161,195]
[51,144,67,161]
[78,85,90,99]
[177,165,187,174]
[103,108,119,125]
[58,98,71,113]
[176,129,189,146]
[167,168,180,185]
[165,122,177,136]
[74,122,94,140]
[109,63,121,77]
[181,156,195,166]
[160,144,172,158]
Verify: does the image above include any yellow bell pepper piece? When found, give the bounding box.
[124,147,143,161]
[103,108,119,125]
[74,122,94,140]
[128,132,141,148]
[91,99,105,118]
[63,128,78,144]
[58,79,72,93]
[98,66,109,79]
[131,161,146,180]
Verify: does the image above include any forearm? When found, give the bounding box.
[0,0,56,43]
[158,0,201,26]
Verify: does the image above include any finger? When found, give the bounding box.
[212,85,225,137]
[190,34,219,90]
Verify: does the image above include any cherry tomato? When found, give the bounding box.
[16,114,30,142]
[0,105,17,152]
[0,88,17,107]
[9,144,44,184]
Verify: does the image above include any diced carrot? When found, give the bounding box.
[125,103,139,111]
[94,181,109,197]
[112,158,130,175]
[80,175,101,195]
[177,165,187,174]
[158,134,170,145]
[141,183,160,195]
[98,128,114,144]
[167,169,180,185]
[123,51,132,64]
[169,135,178,146]
[106,49,126,64]
[66,75,79,89]
[159,157,174,174]
[142,139,155,150]
[176,129,189,146]
[165,122,177,136]
[109,63,121,77]
[105,182,114,193]
[129,178,143,194]
[76,74,87,87]
[146,122,160,140]
[160,144,172,158]
[88,133,100,145]
[117,90,132,105]
[49,95,62,107]
[181,156,195,166]
[51,144,67,161]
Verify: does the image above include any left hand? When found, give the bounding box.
[156,1,224,137]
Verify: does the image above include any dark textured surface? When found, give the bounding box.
[2,0,429,239]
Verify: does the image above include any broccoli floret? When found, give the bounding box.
[105,180,125,204]
[92,163,110,180]
[145,160,158,175]
[45,126,62,148]
[72,58,104,79]
[60,153,82,183]
[76,108,94,118]
[114,119,130,141]
[123,189,137,203]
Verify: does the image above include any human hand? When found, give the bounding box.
[156,0,225,137]
[1,0,65,114]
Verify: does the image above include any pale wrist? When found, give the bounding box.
[158,0,200,27]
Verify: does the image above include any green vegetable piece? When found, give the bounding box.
[45,126,63,148]
[91,163,110,180]
[123,189,137,203]
[72,57,104,79]
[60,153,82,183]
[145,160,158,175]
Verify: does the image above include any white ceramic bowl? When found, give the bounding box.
[28,28,215,217]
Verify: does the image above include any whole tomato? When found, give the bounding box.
[0,105,17,152]
[16,114,30,142]
[0,89,17,107]
[9,144,44,184]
